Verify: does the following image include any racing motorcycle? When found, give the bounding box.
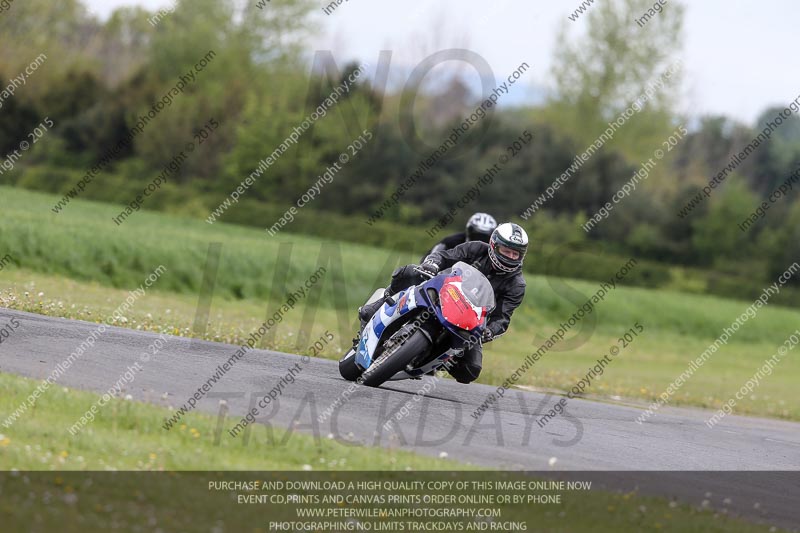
[338,261,495,388]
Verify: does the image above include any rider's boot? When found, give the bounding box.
[357,289,395,330]
[352,294,388,349]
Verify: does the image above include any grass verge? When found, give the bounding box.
[0,372,459,471]
[0,373,782,532]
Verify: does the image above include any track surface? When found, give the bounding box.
[1,309,799,528]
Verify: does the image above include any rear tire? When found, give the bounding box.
[360,329,431,388]
[338,349,363,381]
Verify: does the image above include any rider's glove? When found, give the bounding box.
[481,328,494,343]
[419,261,439,277]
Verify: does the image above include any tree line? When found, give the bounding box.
[1,0,798,295]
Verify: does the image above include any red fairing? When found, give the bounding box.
[439,278,487,331]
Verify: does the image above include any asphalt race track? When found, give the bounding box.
[1,309,798,528]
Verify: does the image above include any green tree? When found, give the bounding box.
[0,78,39,157]
[547,0,684,160]
[0,0,97,85]
[133,0,315,183]
[691,178,757,266]
[763,200,800,285]
[750,107,800,195]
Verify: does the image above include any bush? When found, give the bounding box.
[530,244,671,289]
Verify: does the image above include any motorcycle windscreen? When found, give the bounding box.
[451,261,495,310]
[439,262,495,331]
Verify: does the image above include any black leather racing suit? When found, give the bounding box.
[390,241,526,383]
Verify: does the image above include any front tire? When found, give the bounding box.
[360,329,431,388]
[339,349,363,381]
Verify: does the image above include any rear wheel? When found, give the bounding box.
[361,328,431,388]
[338,349,363,381]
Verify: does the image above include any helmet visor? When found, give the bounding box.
[497,244,521,261]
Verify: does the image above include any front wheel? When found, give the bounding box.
[360,328,431,388]
[339,349,363,381]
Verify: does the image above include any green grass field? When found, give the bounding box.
[0,372,781,532]
[1,186,799,421]
[0,372,459,471]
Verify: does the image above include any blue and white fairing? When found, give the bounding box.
[354,262,494,376]
[355,285,424,370]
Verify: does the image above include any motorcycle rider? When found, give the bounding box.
[424,212,497,258]
[358,222,528,384]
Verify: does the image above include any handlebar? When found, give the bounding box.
[413,266,436,279]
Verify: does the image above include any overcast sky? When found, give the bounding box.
[85,0,798,125]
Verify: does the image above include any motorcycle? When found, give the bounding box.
[338,261,495,388]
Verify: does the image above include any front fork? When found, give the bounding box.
[404,316,465,372]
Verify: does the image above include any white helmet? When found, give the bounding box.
[465,213,497,243]
[488,223,528,273]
